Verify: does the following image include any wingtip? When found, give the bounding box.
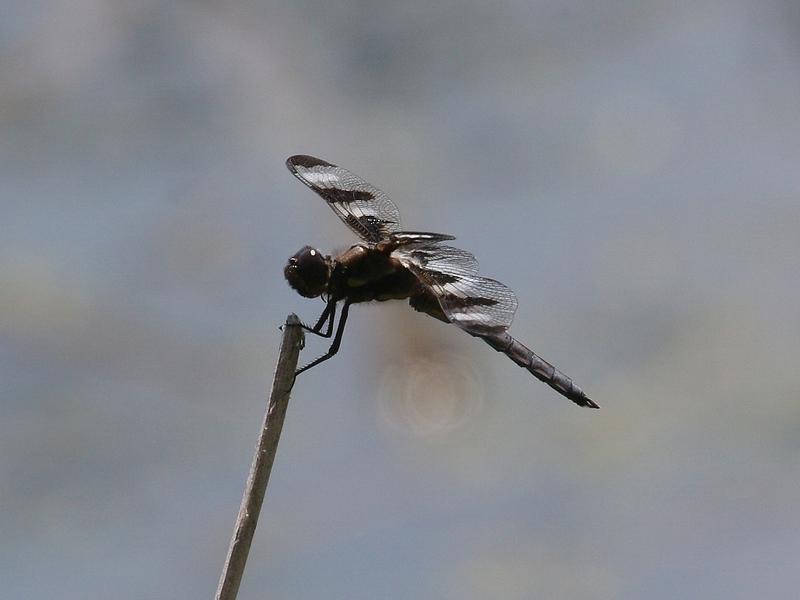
[286,154,335,171]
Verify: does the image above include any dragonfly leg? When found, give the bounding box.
[300,299,337,339]
[295,301,351,376]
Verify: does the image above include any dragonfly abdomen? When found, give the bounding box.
[481,332,598,408]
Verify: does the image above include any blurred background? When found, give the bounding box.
[2,1,799,598]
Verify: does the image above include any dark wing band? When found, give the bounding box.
[286,155,401,243]
[394,242,518,336]
[388,231,456,245]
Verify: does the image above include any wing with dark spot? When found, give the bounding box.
[394,243,518,335]
[286,155,401,242]
[388,231,456,245]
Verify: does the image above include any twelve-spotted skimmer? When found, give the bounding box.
[284,155,597,408]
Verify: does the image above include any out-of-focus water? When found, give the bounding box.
[2,2,799,598]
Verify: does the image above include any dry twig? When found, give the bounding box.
[215,314,304,600]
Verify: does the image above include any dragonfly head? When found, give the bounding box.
[284,246,329,298]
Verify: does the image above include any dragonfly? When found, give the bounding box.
[284,155,598,408]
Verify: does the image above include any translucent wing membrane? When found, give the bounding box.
[394,242,518,335]
[438,275,518,335]
[286,155,401,242]
[395,243,479,278]
[388,231,456,245]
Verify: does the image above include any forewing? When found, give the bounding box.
[388,231,456,245]
[395,244,518,335]
[286,155,401,242]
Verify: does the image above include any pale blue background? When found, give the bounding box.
[2,2,799,598]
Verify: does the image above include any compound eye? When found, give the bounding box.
[297,247,321,269]
[284,246,327,298]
